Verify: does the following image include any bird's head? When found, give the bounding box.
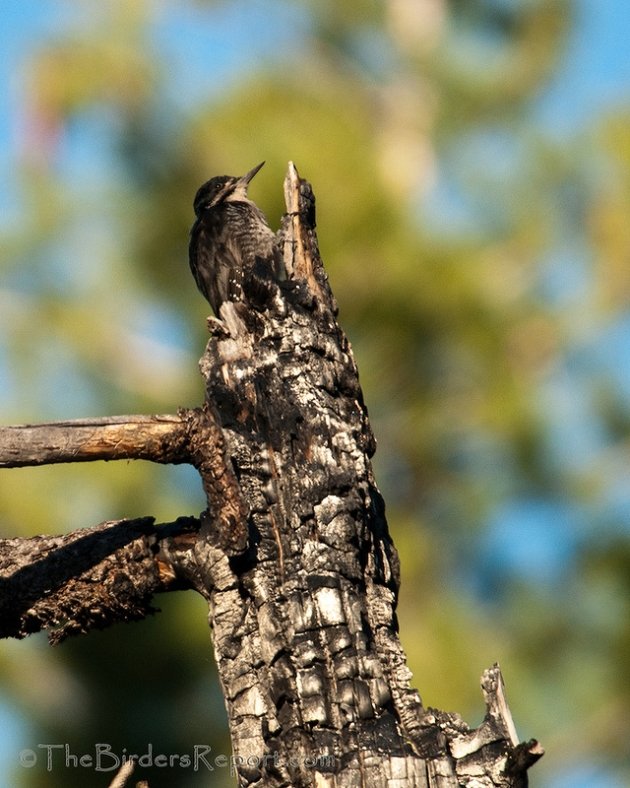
[193,161,265,216]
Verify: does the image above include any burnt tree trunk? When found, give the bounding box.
[0,163,541,786]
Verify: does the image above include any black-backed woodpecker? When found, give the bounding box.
[189,161,282,315]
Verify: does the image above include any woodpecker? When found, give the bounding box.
[189,161,281,315]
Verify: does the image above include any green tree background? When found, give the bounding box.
[1,1,629,786]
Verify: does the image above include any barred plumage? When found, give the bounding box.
[189,161,281,315]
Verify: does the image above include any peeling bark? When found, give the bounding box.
[0,162,541,786]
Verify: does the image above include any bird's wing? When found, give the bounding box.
[189,222,244,314]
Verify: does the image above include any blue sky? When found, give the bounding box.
[1,0,630,183]
[1,0,630,225]
[539,0,630,131]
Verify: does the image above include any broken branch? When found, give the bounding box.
[0,413,193,468]
[0,516,200,643]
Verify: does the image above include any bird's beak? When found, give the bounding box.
[239,161,265,187]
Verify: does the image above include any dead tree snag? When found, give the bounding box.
[0,162,541,786]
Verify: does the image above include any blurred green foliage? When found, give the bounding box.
[1,0,630,785]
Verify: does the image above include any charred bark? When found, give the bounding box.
[0,516,199,644]
[173,162,542,787]
[0,162,541,786]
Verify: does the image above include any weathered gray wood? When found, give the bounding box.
[0,414,191,467]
